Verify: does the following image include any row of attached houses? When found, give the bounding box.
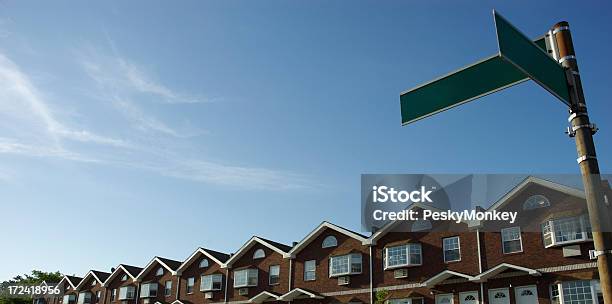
[34,177,610,304]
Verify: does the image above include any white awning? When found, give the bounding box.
[279,288,324,301]
[249,291,281,304]
[422,270,475,287]
[472,263,540,282]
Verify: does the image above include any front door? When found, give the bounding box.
[459,292,479,304]
[488,288,510,304]
[515,286,539,304]
[436,294,454,304]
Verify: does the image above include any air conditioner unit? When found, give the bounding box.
[204,292,213,299]
[337,276,350,285]
[589,250,598,260]
[238,288,249,296]
[394,268,408,279]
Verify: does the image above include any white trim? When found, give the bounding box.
[514,285,538,304]
[472,263,540,282]
[366,202,450,245]
[422,270,475,287]
[103,265,139,287]
[459,291,479,304]
[435,293,454,304]
[288,222,368,256]
[176,248,227,275]
[223,237,291,267]
[135,257,179,281]
[443,236,461,263]
[486,177,585,212]
[248,291,280,304]
[501,227,523,254]
[58,276,80,290]
[488,288,510,304]
[278,288,324,301]
[171,301,184,304]
[75,271,108,290]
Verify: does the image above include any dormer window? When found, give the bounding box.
[523,195,550,210]
[156,267,164,276]
[253,249,265,259]
[322,236,338,248]
[121,274,128,282]
[91,280,96,286]
[199,259,209,268]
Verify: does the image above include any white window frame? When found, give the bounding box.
[121,274,128,282]
[501,226,523,254]
[268,265,280,285]
[322,236,338,248]
[77,292,92,304]
[542,215,593,248]
[253,249,266,259]
[304,260,316,281]
[155,267,164,276]
[63,295,76,304]
[111,289,116,302]
[234,269,258,288]
[139,283,158,298]
[186,277,195,294]
[200,274,223,291]
[550,280,599,304]
[524,195,550,210]
[118,287,135,300]
[383,243,422,269]
[199,259,209,268]
[329,253,362,277]
[164,280,172,297]
[443,236,461,263]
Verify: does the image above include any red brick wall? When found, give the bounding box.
[226,245,289,301]
[137,263,177,304]
[105,270,138,304]
[77,278,106,304]
[178,254,226,304]
[292,228,370,292]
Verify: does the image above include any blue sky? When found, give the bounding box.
[0,1,610,281]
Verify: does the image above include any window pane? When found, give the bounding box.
[443,237,460,262]
[562,281,593,304]
[387,245,408,267]
[304,260,316,281]
[331,255,349,275]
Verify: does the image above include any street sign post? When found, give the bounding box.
[399,10,612,302]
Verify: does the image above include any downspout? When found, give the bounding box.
[134,282,140,304]
[476,229,484,304]
[175,274,181,300]
[369,246,374,304]
[224,268,229,304]
[288,259,293,304]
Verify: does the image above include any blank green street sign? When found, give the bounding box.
[494,11,570,106]
[400,11,570,125]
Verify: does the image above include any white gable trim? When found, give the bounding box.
[487,176,585,212]
[223,237,290,268]
[249,291,280,304]
[103,265,138,287]
[422,270,474,287]
[75,271,106,290]
[288,222,368,256]
[58,276,79,289]
[135,257,178,281]
[279,288,324,301]
[171,300,185,304]
[177,248,226,275]
[366,202,447,245]
[472,263,540,282]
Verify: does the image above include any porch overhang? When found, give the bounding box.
[471,263,541,282]
[279,288,324,301]
[249,291,281,303]
[422,270,475,287]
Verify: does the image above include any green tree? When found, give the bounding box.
[375,289,389,304]
[0,270,63,304]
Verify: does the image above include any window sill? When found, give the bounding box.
[384,264,421,270]
[545,239,592,248]
[502,250,524,255]
[443,259,461,264]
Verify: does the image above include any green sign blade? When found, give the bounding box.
[400,35,545,125]
[494,11,571,105]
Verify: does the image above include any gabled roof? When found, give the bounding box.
[288,222,368,256]
[471,263,540,282]
[135,256,182,281]
[62,275,83,289]
[279,288,324,301]
[223,236,292,267]
[103,264,143,286]
[75,270,110,290]
[487,176,585,212]
[366,202,448,245]
[177,247,230,275]
[249,291,281,304]
[422,270,474,287]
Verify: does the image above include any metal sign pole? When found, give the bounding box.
[551,21,612,303]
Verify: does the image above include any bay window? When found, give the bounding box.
[139,283,158,298]
[234,269,258,288]
[118,286,135,300]
[329,253,362,277]
[200,274,223,291]
[542,215,592,248]
[384,243,422,269]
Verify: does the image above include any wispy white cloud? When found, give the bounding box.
[0,53,129,148]
[0,50,313,191]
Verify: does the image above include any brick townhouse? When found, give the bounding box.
[74,271,111,304]
[103,264,143,304]
[37,177,608,304]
